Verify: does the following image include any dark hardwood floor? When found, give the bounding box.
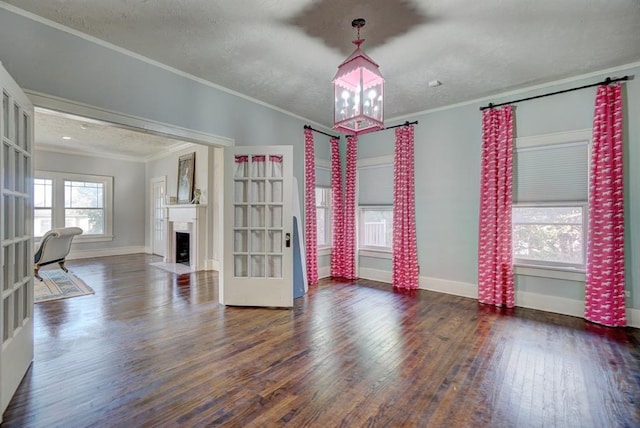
[2,254,639,427]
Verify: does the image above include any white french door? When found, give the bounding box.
[0,63,34,419]
[222,146,293,308]
[150,177,166,256]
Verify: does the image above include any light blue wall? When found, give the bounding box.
[0,10,301,148]
[34,150,146,251]
[0,7,320,213]
[358,104,481,283]
[357,64,640,310]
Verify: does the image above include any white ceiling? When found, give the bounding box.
[35,109,190,161]
[9,0,640,154]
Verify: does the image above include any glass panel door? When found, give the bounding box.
[223,146,293,307]
[0,63,34,415]
[151,178,166,256]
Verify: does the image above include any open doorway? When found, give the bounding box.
[32,105,226,272]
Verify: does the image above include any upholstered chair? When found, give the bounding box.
[33,227,83,281]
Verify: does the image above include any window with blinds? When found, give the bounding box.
[357,158,394,252]
[512,130,590,270]
[514,141,588,203]
[315,186,331,248]
[315,164,332,250]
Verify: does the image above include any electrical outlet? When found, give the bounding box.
[625,290,631,298]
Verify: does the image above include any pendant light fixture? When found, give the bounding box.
[333,18,384,135]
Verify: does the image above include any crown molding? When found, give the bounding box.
[389,61,640,123]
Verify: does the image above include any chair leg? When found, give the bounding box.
[34,265,43,282]
[59,261,69,273]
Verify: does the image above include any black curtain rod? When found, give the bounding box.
[303,125,340,140]
[346,120,419,138]
[383,120,419,130]
[479,75,629,111]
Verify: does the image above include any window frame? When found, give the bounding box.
[33,177,53,238]
[315,186,332,252]
[358,205,393,254]
[35,170,114,243]
[512,202,588,272]
[356,155,394,260]
[512,129,591,279]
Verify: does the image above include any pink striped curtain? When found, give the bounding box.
[392,126,419,290]
[330,137,346,278]
[585,84,626,327]
[343,135,358,280]
[478,106,514,307]
[304,128,318,285]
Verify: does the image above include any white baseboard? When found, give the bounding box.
[319,266,331,279]
[419,276,477,299]
[358,267,392,283]
[515,291,584,319]
[359,268,477,298]
[357,268,640,329]
[515,292,640,328]
[206,259,220,271]
[627,308,640,329]
[67,246,147,260]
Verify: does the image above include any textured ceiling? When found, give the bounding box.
[35,109,189,160]
[7,0,640,130]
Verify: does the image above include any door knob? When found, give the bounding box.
[285,233,291,248]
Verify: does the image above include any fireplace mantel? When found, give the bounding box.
[164,204,207,271]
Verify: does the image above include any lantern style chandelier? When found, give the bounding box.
[333,18,385,135]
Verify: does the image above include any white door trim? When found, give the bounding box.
[150,176,167,256]
[25,90,235,148]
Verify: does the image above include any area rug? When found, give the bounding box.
[35,270,95,303]
[149,261,195,274]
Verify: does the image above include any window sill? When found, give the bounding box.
[359,249,392,260]
[514,264,585,282]
[35,234,114,244]
[318,247,332,256]
[75,235,114,243]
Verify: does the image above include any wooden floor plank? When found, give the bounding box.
[2,254,639,427]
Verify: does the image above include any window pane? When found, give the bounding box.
[315,188,324,206]
[34,209,52,237]
[513,206,582,224]
[316,208,326,246]
[361,209,393,248]
[513,206,584,265]
[316,187,330,207]
[65,181,104,208]
[65,209,104,234]
[34,178,52,207]
[315,187,331,248]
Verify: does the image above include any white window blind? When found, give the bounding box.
[316,166,331,187]
[514,141,588,203]
[358,164,393,205]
